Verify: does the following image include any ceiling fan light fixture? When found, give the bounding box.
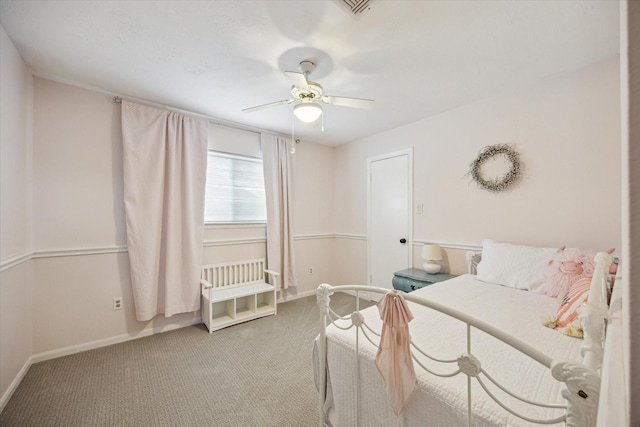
[293,102,323,123]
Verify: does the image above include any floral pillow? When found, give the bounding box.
[541,276,591,338]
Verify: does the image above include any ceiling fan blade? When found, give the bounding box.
[242,99,296,113]
[284,71,310,92]
[321,95,375,109]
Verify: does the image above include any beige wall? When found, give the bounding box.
[29,79,200,356]
[24,77,336,359]
[292,140,335,294]
[0,25,33,407]
[293,141,334,236]
[331,58,622,285]
[1,26,32,259]
[33,80,126,250]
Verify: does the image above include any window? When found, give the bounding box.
[204,151,266,223]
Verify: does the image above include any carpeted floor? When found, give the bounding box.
[0,293,371,427]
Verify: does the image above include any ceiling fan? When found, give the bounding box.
[242,60,375,123]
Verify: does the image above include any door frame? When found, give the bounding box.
[367,148,414,287]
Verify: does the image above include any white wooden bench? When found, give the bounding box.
[200,258,279,333]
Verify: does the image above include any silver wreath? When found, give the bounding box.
[468,144,521,193]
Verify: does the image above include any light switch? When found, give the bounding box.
[417,203,424,214]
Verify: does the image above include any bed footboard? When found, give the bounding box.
[315,251,614,427]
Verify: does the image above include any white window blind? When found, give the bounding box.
[204,151,266,223]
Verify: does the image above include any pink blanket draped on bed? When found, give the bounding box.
[375,291,417,416]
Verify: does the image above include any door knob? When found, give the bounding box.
[399,238,407,244]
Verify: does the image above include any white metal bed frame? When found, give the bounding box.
[316,251,616,427]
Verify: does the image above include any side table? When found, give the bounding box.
[392,268,456,293]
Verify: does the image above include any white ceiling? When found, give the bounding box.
[0,0,620,146]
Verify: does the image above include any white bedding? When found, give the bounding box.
[322,274,583,427]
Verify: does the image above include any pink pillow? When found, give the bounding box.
[537,247,595,297]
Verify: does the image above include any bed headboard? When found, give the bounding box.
[465,250,482,274]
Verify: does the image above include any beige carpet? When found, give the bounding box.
[0,293,370,427]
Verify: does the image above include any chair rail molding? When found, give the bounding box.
[334,233,367,240]
[413,240,482,252]
[33,246,128,259]
[293,233,334,241]
[0,252,33,272]
[1,239,482,273]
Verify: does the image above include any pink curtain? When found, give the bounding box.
[375,291,417,416]
[121,101,208,321]
[261,134,297,290]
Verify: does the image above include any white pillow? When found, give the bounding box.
[476,239,556,290]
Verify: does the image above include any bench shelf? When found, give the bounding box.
[201,259,278,333]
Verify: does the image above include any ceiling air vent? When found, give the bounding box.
[333,0,376,19]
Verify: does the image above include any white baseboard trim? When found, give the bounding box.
[2,317,208,412]
[277,288,317,303]
[31,318,201,364]
[279,287,375,303]
[291,289,317,299]
[331,284,378,301]
[0,357,32,413]
[2,289,330,412]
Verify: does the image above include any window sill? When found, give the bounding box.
[204,222,266,230]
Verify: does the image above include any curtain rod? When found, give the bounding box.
[112,96,297,141]
[32,73,295,141]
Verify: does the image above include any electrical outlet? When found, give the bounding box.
[113,297,123,310]
[309,267,313,275]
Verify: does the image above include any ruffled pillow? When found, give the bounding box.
[537,247,614,298]
[536,247,595,298]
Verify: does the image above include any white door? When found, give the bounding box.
[368,149,412,299]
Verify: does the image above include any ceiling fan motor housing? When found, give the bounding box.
[291,81,323,100]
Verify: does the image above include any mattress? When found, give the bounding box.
[321,274,582,427]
